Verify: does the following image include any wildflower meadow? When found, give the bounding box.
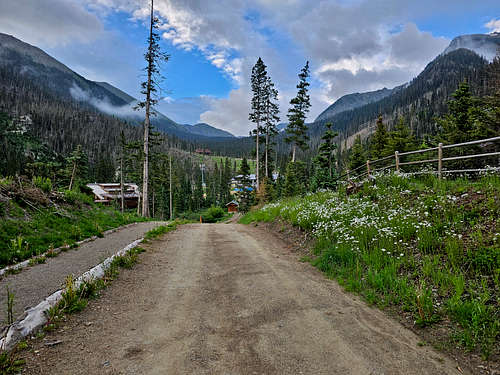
[241,173,499,358]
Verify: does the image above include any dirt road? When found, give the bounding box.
[22,223,465,374]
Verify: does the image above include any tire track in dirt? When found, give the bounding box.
[20,223,466,374]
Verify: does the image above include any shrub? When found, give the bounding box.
[32,176,52,193]
[62,189,93,205]
[202,206,225,223]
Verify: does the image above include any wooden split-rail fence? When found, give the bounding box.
[340,136,500,181]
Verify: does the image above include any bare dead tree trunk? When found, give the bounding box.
[137,191,141,216]
[256,122,260,191]
[68,161,77,190]
[142,0,154,218]
[120,153,124,213]
[265,126,269,179]
[169,154,173,220]
[152,188,155,217]
[292,145,296,163]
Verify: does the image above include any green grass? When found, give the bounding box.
[143,221,186,242]
[0,199,149,267]
[0,349,25,374]
[241,173,500,359]
[205,155,257,174]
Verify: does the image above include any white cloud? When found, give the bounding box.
[485,19,500,33]
[4,0,497,132]
[157,96,213,124]
[70,83,141,117]
[0,0,103,47]
[200,88,252,136]
[313,22,448,101]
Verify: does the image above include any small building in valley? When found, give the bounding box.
[226,200,239,213]
[86,183,140,208]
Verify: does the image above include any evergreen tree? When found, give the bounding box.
[66,145,88,190]
[370,115,388,159]
[249,57,268,191]
[0,113,26,176]
[262,76,280,178]
[349,135,365,172]
[136,0,170,217]
[237,157,254,212]
[312,122,338,190]
[438,81,498,168]
[286,61,311,162]
[283,161,307,197]
[384,117,416,155]
[438,81,484,144]
[256,177,274,204]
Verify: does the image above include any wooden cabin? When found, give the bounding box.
[86,183,140,208]
[226,200,239,213]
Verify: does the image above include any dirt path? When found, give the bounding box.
[21,223,466,374]
[0,221,165,326]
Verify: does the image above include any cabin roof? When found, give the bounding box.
[87,183,139,200]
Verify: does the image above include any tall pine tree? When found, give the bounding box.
[249,57,268,191]
[237,157,254,212]
[384,117,416,155]
[370,115,388,159]
[349,135,365,172]
[312,122,338,190]
[262,76,280,178]
[286,61,311,162]
[136,0,169,217]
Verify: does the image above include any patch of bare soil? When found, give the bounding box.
[18,224,473,374]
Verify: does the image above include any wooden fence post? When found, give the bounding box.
[366,160,371,175]
[395,151,400,173]
[438,143,443,179]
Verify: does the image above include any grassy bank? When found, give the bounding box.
[0,179,149,267]
[241,173,499,359]
[1,223,182,373]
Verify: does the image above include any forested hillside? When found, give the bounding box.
[310,49,488,142]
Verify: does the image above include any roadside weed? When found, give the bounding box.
[241,173,500,358]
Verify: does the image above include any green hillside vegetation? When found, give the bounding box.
[241,173,499,359]
[0,177,149,267]
[207,155,257,174]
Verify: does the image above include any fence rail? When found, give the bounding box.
[341,136,500,182]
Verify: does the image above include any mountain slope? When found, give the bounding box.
[185,123,234,138]
[0,33,234,140]
[309,33,500,149]
[443,32,500,61]
[307,48,489,148]
[0,33,129,107]
[315,86,403,122]
[94,81,136,104]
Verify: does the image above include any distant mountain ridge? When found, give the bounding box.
[443,32,500,61]
[315,85,405,122]
[307,48,489,152]
[310,32,499,149]
[0,33,234,139]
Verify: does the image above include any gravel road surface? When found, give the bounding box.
[0,221,165,326]
[20,223,467,374]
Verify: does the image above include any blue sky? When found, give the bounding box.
[0,0,499,135]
